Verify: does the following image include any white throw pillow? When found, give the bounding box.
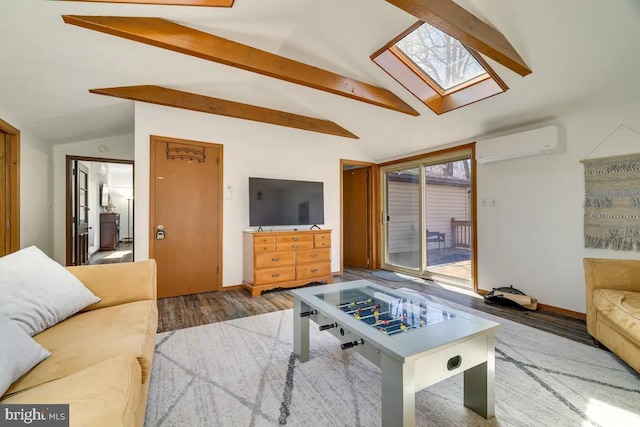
[0,314,51,396]
[0,246,100,336]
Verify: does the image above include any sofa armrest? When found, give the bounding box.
[583,257,640,337]
[66,260,157,312]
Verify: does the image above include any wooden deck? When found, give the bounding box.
[429,260,471,281]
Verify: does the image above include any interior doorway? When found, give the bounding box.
[340,159,377,273]
[66,156,134,266]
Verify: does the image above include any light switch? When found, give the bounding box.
[225,186,232,200]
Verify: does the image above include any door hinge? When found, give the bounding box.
[366,257,370,266]
[5,220,10,229]
[217,157,220,164]
[217,265,220,273]
[72,168,76,176]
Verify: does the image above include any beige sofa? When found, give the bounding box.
[584,257,640,373]
[0,260,158,427]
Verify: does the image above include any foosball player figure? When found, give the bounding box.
[400,324,408,332]
[419,319,426,326]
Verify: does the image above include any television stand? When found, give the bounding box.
[242,229,333,297]
[309,224,321,230]
[257,225,264,232]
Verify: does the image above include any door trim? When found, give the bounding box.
[0,118,20,254]
[377,143,478,292]
[149,135,224,291]
[65,156,135,266]
[340,159,379,274]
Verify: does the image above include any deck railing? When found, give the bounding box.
[451,218,471,248]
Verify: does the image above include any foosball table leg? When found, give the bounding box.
[293,298,310,362]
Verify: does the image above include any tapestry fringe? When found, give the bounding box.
[585,235,640,251]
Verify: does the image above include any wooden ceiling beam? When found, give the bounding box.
[89,85,359,139]
[385,0,532,76]
[58,0,234,6]
[63,15,419,116]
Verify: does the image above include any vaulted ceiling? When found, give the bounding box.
[1,0,639,160]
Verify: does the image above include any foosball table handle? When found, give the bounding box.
[319,323,338,331]
[299,310,318,317]
[341,339,364,350]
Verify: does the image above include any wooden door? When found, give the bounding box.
[343,167,369,268]
[150,136,222,298]
[0,131,6,256]
[74,162,90,265]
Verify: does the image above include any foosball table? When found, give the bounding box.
[291,280,500,427]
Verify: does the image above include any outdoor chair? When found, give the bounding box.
[427,230,445,251]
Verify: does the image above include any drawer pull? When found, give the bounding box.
[292,244,300,248]
[447,355,462,371]
[310,253,318,258]
[263,247,268,250]
[272,273,280,278]
[311,268,318,273]
[292,237,300,241]
[272,257,280,262]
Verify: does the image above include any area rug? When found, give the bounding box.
[145,295,640,426]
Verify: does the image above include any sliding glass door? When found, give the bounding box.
[381,148,474,287]
[384,166,421,271]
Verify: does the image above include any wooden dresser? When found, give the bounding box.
[99,213,120,251]
[243,230,333,297]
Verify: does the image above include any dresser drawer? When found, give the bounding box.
[276,235,313,250]
[255,251,295,268]
[314,233,331,248]
[296,248,330,264]
[253,236,276,253]
[255,266,296,285]
[296,263,331,280]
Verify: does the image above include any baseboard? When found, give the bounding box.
[221,284,244,292]
[476,289,585,320]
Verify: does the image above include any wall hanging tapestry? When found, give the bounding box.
[584,153,640,251]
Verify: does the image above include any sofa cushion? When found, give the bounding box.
[4,300,157,397]
[1,353,142,427]
[0,314,51,396]
[594,289,640,346]
[0,246,100,336]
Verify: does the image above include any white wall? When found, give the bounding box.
[134,102,373,286]
[52,134,134,263]
[477,99,640,313]
[0,110,53,256]
[18,127,53,255]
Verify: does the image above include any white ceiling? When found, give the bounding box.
[1,0,640,160]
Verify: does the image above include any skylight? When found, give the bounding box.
[394,23,488,91]
[371,21,508,115]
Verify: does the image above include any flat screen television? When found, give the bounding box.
[249,177,324,227]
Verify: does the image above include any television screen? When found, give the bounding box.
[249,178,324,227]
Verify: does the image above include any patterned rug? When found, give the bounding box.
[145,294,640,426]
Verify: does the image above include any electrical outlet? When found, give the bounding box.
[481,198,488,207]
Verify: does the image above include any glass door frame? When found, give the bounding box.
[380,144,477,290]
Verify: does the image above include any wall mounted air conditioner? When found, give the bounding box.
[475,125,565,163]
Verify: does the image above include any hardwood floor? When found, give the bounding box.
[157,266,593,347]
[89,243,133,265]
